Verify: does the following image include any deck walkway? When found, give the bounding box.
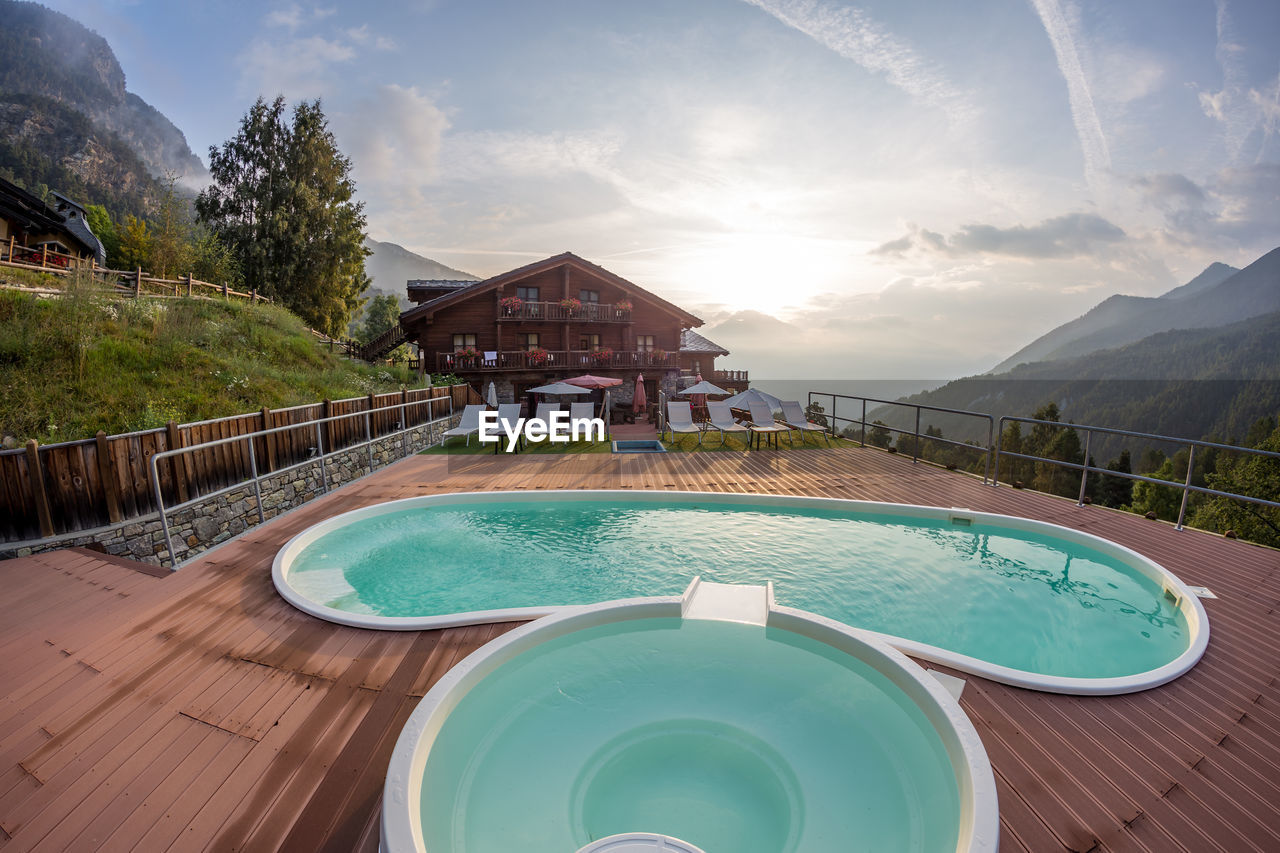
[1,446,1278,852]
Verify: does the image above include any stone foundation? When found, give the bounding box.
[1,416,453,567]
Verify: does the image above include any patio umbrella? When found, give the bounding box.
[633,374,647,415]
[678,380,731,397]
[486,381,498,407]
[563,374,624,389]
[721,387,783,411]
[526,381,589,395]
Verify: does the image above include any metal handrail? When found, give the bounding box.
[994,415,1280,530]
[807,392,996,483]
[148,395,455,569]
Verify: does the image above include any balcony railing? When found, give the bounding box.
[498,301,632,323]
[438,349,679,373]
[711,369,749,385]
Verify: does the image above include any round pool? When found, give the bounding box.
[274,490,1209,693]
[381,593,998,853]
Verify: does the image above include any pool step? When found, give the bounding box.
[680,577,773,626]
[577,833,706,853]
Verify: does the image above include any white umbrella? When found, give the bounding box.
[526,381,589,395]
[679,380,730,397]
[721,388,783,410]
[486,381,498,407]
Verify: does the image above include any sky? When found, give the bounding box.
[45,0,1280,379]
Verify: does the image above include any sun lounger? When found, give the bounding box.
[666,400,705,445]
[705,401,750,447]
[746,401,790,450]
[496,403,524,452]
[441,404,485,447]
[779,400,831,446]
[569,401,603,442]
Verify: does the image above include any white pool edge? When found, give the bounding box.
[273,489,1210,695]
[378,595,1000,853]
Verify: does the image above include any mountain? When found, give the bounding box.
[362,238,477,309]
[989,251,1278,372]
[0,0,206,183]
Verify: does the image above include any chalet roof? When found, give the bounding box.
[406,279,479,290]
[400,252,704,327]
[0,178,104,264]
[56,203,107,266]
[680,328,730,356]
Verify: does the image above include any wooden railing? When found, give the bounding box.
[1,237,89,271]
[438,349,679,373]
[498,301,632,323]
[0,384,478,543]
[712,370,749,385]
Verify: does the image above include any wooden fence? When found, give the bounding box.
[0,384,481,543]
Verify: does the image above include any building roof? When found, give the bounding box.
[406,279,479,290]
[680,328,730,356]
[53,200,107,266]
[400,252,704,327]
[0,178,105,264]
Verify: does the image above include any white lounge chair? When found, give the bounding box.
[531,402,558,444]
[666,400,705,445]
[746,401,790,450]
[779,400,831,446]
[705,400,750,447]
[441,404,485,447]
[569,401,604,442]
[496,403,524,452]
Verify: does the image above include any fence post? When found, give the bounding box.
[912,408,921,463]
[6,235,13,263]
[1176,445,1197,531]
[321,399,332,452]
[41,244,48,268]
[95,431,122,523]
[222,279,229,299]
[134,267,142,298]
[166,421,190,505]
[186,273,193,297]
[1077,430,1092,506]
[251,287,257,303]
[25,440,55,538]
[260,406,277,471]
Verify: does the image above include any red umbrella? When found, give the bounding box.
[563,374,624,389]
[633,374,647,414]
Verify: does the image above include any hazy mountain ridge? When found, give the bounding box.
[989,253,1276,372]
[361,238,477,310]
[0,0,205,213]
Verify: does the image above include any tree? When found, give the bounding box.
[150,174,191,278]
[117,214,153,270]
[1192,417,1280,547]
[359,293,401,344]
[197,96,368,334]
[84,204,120,267]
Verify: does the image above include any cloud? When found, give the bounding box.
[873,213,1127,259]
[237,34,355,99]
[739,0,973,125]
[340,85,449,195]
[265,4,303,29]
[1198,0,1278,164]
[1135,165,1280,247]
[1026,0,1111,194]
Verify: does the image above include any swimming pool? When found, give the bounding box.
[380,589,998,853]
[274,490,1210,693]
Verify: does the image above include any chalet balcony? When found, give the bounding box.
[497,301,632,323]
[711,369,749,385]
[438,349,678,373]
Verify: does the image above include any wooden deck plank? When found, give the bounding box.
[2,446,1279,851]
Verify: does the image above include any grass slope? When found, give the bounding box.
[0,280,428,444]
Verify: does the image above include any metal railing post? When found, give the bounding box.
[247,438,265,524]
[861,399,867,447]
[984,417,993,485]
[912,408,921,463]
[1176,445,1197,530]
[992,417,1004,486]
[149,452,176,569]
[316,420,329,493]
[1077,430,1092,506]
[365,410,375,472]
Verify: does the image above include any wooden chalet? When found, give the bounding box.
[0,178,105,269]
[400,252,744,412]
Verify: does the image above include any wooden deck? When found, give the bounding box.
[1,447,1278,852]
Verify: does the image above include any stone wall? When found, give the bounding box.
[1,416,454,567]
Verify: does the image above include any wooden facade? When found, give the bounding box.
[399,254,738,405]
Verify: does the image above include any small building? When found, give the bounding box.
[0,178,105,269]
[398,252,748,412]
[680,329,748,392]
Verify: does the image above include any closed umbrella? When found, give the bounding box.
[633,374,647,416]
[486,381,498,407]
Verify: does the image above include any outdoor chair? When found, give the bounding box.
[441,404,485,447]
[531,402,558,445]
[705,401,750,447]
[496,403,525,452]
[779,400,831,446]
[746,401,790,450]
[569,401,603,442]
[666,400,705,445]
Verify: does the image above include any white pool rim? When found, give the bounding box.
[273,489,1210,695]
[378,595,1001,853]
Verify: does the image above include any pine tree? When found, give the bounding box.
[196,96,368,334]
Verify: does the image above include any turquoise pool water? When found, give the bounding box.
[287,498,1190,679]
[419,617,961,853]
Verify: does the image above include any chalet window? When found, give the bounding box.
[521,332,540,350]
[452,333,477,350]
[637,335,655,352]
[579,289,599,303]
[580,333,601,351]
[516,286,539,302]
